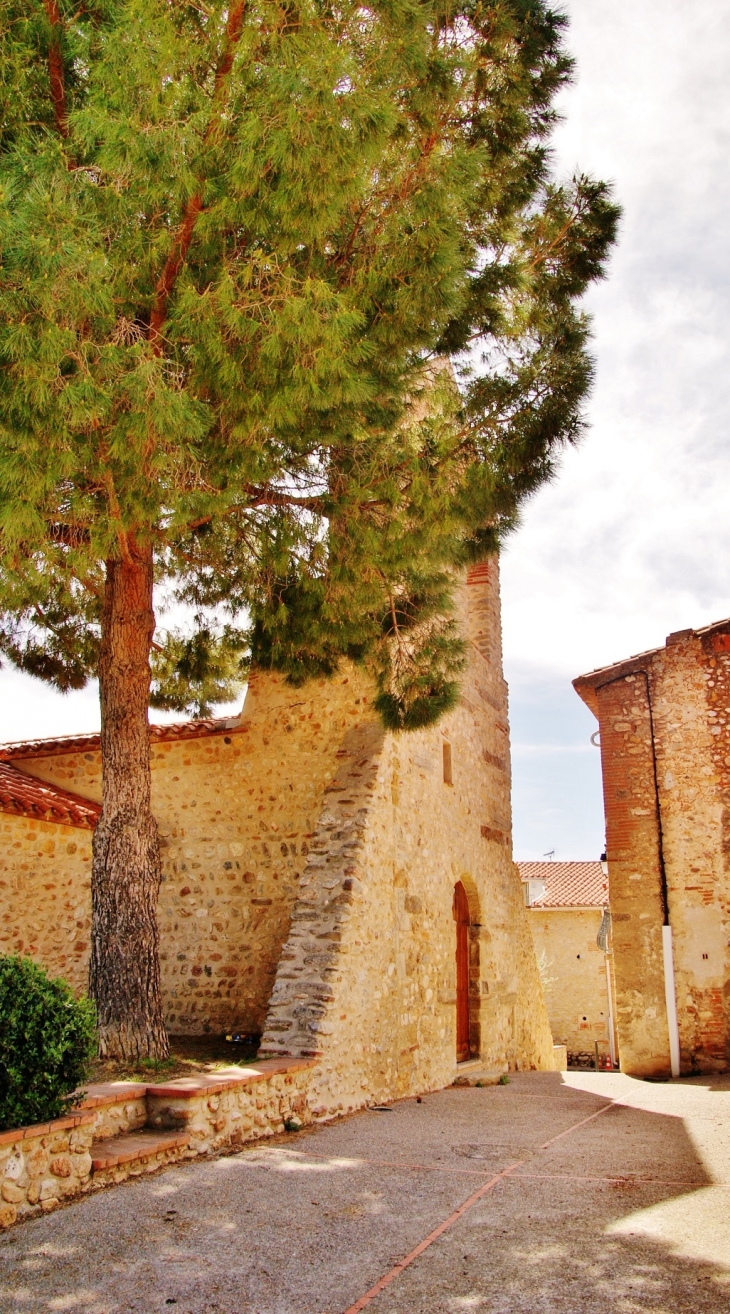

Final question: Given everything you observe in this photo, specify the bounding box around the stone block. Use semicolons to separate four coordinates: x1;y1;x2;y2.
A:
1;1182;25;1204
50;1155;72;1178
70;1152;92;1179
47;1134;70;1154
24;1145;49;1177
3;1153;23;1182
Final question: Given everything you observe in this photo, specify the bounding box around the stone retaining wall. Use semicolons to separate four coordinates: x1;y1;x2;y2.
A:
0;1110;95;1229
80;1082;148;1140
143;1060;314;1158
0;1059;315;1229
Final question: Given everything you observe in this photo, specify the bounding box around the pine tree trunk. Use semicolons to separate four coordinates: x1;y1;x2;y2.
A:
89;540;169;1060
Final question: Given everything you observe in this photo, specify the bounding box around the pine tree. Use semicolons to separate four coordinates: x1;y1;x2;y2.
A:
0;0;618;1057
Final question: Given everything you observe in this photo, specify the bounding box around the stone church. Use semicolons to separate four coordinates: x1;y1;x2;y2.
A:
0;561;556;1113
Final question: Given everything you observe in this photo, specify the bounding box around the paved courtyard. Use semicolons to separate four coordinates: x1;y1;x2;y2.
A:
1;1070;730;1313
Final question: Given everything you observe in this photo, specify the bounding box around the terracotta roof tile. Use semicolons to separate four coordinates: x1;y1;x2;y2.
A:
0;714;242;762
518;860;607;908
0;762;101;829
573;616;730;714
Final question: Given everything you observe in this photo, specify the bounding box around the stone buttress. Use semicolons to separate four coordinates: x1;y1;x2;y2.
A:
259;561;556;1112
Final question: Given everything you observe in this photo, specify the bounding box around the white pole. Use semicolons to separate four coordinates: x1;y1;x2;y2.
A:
604;954;617;1067
662;924;681;1078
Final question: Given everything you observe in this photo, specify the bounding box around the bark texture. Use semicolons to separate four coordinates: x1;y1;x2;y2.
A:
89;541;169;1059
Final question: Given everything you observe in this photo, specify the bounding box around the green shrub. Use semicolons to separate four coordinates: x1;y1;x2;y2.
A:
0;955;97;1132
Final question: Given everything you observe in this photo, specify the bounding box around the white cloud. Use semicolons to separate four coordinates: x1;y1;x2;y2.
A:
503;0;730;680
503;0;730;855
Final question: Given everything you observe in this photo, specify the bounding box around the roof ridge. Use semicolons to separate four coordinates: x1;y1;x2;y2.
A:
574;614;730;688
517;859;608;909
0;713;243;760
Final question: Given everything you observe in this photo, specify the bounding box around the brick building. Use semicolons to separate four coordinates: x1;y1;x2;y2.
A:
0;563;558;1115
574;620;730;1078
520;860;617;1065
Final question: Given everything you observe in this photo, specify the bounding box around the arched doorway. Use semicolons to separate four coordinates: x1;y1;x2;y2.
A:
453;881;471;1063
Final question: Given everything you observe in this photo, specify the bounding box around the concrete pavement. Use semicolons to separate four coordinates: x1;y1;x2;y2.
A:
1;1069;729;1313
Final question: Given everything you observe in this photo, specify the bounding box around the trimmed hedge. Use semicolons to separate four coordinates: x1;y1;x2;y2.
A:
0;955;96;1132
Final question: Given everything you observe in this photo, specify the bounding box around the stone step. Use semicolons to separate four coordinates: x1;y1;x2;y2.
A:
91;1130;190;1173
77;1082;149;1143
452;1068;506;1087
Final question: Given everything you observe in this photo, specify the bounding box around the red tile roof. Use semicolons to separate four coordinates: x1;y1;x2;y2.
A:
573;616;730;715
0;715;242;762
518;861;607;909
0;762;101;829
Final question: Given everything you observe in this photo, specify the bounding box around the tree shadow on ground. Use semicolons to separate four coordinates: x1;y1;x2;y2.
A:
0;1074;728;1313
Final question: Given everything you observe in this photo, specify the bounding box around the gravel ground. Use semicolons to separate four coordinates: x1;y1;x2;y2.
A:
1;1069;729;1314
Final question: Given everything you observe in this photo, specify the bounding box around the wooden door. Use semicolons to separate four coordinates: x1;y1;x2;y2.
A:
454;881;470;1063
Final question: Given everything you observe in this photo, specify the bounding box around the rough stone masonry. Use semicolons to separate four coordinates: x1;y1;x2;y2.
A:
575;620;730;1078
0;561;557;1114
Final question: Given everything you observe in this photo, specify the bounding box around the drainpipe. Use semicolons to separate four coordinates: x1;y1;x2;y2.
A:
596;668;681;1078
604;950;617;1068
597;893;617;1068
661;925;680;1078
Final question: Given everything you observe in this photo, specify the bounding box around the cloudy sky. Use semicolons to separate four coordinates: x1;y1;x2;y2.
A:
504;0;730;859
1;2;728;861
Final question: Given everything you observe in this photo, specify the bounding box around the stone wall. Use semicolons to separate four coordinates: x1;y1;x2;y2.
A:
0;1059;314;1229
0;673;378;1035
0;560;556;1109
596;672;671;1077
0;812;93;993
0;1110;95;1229
527;908;612;1055
575;622;730;1076
260;562;557;1112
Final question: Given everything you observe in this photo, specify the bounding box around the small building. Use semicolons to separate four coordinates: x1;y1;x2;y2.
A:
574;619;730;1078
0;563;558;1114
520;860;617;1066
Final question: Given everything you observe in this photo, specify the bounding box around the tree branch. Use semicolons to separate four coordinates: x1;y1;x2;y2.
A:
182;486;326;532
48;522;91;547
43;0;70;141
527;198;588;274
148;193;203;350
148;0;247;353
333;121;446;283
102;471;132;563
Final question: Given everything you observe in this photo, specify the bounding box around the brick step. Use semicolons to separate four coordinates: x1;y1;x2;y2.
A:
91;1129;190;1172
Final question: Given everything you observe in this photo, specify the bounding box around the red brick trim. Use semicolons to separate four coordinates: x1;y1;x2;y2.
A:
0;1110;95;1146
147;1057;315;1100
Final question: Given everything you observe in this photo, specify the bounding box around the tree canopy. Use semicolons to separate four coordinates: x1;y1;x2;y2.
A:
0;0;618;728
0;0;618;1057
